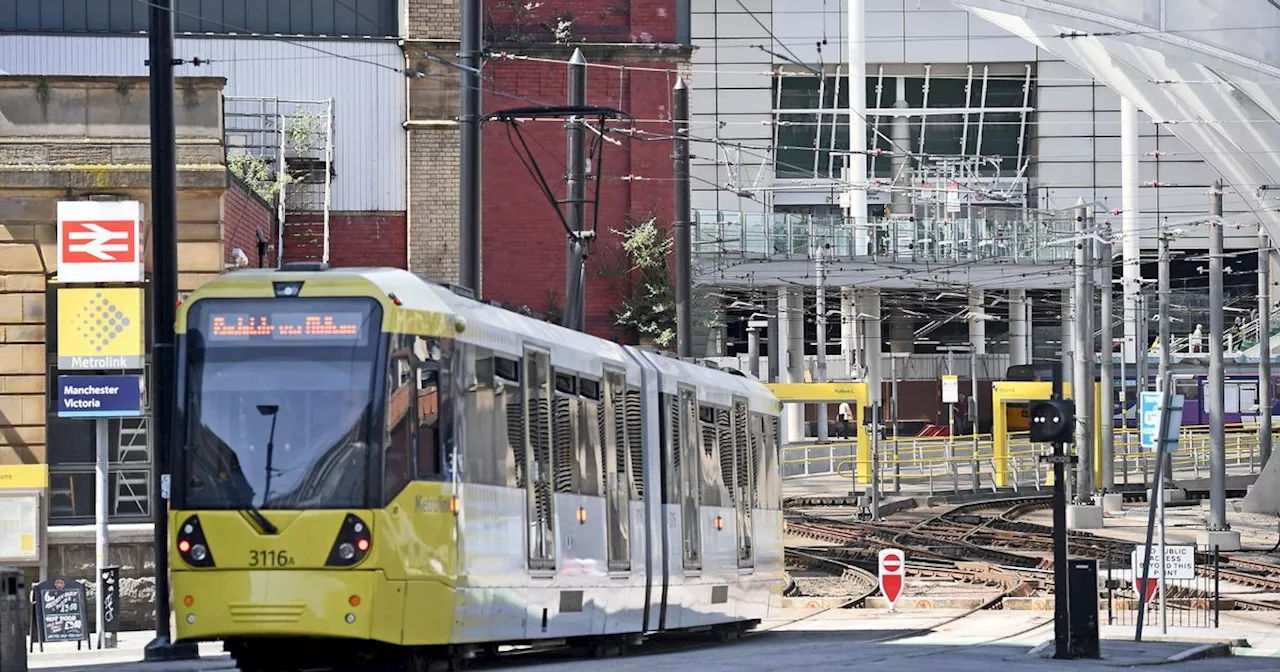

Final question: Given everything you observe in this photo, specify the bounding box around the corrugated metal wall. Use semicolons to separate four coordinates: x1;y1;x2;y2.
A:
0;35;406;213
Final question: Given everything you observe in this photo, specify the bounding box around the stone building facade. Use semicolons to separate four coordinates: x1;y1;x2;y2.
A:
0;74;273;629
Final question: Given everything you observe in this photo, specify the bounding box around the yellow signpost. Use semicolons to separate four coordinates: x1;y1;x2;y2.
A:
766;382;872;483
56;286;146;371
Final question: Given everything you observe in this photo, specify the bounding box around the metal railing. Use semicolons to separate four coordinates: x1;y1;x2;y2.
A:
783;425;1275;496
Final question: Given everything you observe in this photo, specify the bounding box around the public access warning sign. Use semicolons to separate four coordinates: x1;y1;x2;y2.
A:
56;201;144;283
879;548;906;611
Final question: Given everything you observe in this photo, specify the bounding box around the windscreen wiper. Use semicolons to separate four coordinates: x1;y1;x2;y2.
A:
243;506;279;535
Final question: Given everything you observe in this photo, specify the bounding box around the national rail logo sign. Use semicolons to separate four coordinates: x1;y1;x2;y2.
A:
56;201;144;283
56;287;145;371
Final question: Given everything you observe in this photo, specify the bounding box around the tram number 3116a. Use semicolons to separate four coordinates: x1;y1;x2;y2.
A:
249;549;296;567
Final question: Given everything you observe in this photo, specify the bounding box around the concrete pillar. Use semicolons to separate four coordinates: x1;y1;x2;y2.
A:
1121;98;1142;369
969;290;986;354
779;287;805;442
766;294;779;383
864;288;883;405
840;288;857;379
890;76;912;215
889;315;914;354
1009;289;1029;366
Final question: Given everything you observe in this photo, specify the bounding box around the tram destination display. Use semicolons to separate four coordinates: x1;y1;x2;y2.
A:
31;577;91;650
197;297;376;347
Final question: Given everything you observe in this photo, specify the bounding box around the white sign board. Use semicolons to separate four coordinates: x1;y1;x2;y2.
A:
0;493;41;563
56;200;144;283
942;375;959;404
1131;544;1195;581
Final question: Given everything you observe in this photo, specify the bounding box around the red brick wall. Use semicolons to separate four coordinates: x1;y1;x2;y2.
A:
223;176;278;269
283;212;408;268
481;56;680;341
485;0;677;45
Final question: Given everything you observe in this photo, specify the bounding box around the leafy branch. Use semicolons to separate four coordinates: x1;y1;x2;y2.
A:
227;153;296;203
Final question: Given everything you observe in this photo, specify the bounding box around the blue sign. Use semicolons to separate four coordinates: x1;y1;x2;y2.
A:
1140;392;1161;450
56;375;143;418
1140;390;1185;453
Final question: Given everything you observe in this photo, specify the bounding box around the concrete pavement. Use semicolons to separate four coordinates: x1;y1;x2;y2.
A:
19;610;1280;672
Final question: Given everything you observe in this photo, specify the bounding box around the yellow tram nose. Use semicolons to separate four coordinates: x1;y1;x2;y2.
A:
174;570;385;639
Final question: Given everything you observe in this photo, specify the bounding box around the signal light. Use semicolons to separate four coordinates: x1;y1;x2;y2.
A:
349;595;361;607
576;506;587;524
326;514;373;567
1029;399;1075;444
183;595;194;607
176;515;216;568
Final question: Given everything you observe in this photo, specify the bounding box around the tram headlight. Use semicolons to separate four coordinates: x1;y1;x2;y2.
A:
191;544;209;562
338;543;356;561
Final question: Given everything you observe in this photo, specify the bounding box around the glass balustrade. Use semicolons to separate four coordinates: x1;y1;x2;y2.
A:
693;209;1076;264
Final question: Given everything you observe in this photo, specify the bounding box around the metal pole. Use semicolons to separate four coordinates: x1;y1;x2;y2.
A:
562;49;588;332
891;355;901;493
1260;230;1273;466
458;0;483;294
1158;221;1172;490
1101;232;1115;491
1159;445;1167;635
1073;202;1094;501
1135;372;1174;643
1158;222;1171;390
145;0;196;660
1209;179;1228;530
673;77;693;357
747;325;760;378
95;418;109;649
816;246;829;442
971;345;980;493
1050;363;1070;659
870;402;881;519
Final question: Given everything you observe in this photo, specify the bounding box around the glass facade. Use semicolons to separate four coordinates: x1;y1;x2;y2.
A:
0;0;399;37
772;67;1034;180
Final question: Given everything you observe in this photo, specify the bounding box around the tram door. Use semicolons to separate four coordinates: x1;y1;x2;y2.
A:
523;349;556;569
678;386;702;570
603;370;631;571
733;399;754;568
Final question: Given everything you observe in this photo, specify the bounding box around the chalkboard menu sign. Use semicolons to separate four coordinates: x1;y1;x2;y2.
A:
30;577;90;651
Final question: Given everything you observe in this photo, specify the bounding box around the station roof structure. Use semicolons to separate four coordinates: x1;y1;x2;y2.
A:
952;0;1280;242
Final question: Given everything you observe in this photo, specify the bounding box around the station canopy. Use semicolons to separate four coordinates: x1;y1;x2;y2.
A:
953;0;1280;241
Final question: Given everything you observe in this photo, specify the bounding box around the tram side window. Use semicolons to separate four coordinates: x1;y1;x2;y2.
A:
385;335;416;500
698;405;726;507
464;347;516;487
552;372;579;493
497;357;526;488
660;393;678;504
750;413;767;509
415;337;454;479
577;378;603;496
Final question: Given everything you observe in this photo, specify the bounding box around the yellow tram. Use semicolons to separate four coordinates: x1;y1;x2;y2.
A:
168;265;785;671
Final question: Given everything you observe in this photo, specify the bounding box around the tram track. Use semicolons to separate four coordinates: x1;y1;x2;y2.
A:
787;494;1280;611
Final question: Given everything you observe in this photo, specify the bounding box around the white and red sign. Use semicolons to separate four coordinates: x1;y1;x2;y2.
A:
879;548;906;611
56;201;144;283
